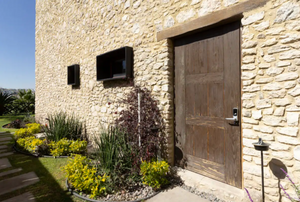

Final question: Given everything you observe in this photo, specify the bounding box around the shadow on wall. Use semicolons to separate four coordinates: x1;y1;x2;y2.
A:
269;158;288;202
103;79;134;89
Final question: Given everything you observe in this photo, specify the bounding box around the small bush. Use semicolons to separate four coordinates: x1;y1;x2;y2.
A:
49;138;87;157
23;115;35;123
26;123;41;134
44;112;84;141
140;160;169;189
69;139;88;153
115;87;166;170
63;155;109;199
93;127;139;188
14;123;41;139
17;136;45;153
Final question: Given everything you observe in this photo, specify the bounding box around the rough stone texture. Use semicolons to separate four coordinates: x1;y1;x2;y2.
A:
240;1;300;199
35;0;300;200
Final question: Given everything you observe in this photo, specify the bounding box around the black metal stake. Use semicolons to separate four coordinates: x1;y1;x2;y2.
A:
261;150;265;202
253;138;270;202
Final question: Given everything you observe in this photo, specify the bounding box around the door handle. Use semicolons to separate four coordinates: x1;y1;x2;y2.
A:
226;107;239;122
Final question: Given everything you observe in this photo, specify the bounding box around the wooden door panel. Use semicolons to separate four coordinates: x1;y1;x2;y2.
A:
186;154;225;182
195;84;208;116
175;45;186;150
186;83;195;117
208;127;225;164
207;35;224;73
208;83;224;117
223;22;242;188
185;125;194;156
175;21;241;188
193;125;208;160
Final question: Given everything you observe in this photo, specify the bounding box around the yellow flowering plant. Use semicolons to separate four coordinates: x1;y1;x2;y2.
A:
140;160;169;189
49;138;87;157
63;155;109;198
17;136;45;153
14;123;41;139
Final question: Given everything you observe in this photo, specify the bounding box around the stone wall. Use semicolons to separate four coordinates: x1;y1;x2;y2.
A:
241;1;300;201
35;0;300;201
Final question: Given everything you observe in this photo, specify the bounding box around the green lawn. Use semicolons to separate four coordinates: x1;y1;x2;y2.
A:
0;115;26;132
0;138;84;202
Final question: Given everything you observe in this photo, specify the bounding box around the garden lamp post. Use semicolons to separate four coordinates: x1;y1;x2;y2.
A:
253;138;270;202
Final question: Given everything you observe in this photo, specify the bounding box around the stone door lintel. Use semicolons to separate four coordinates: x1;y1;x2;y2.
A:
156;0;269;41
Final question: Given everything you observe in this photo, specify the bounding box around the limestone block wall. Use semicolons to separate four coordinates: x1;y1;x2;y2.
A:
35;0;245;167
36;0;300;201
241;1;300;201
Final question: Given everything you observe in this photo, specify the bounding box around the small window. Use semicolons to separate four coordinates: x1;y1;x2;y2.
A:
67;64;80;86
96;47;133;81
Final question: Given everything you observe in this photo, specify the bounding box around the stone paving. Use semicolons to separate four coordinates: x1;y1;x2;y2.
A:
2;192;35;202
0;132;38;202
0;158;11;170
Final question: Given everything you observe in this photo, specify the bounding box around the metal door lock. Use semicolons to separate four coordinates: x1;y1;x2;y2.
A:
226;107;239;122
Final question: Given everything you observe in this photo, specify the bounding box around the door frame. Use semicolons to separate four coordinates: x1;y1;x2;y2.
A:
172;20;243;188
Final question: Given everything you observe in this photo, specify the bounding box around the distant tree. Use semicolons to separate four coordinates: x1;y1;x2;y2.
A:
0;91;15;115
12;89;35;114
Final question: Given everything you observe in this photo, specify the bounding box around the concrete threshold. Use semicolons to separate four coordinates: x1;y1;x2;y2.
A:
147;186;209;202
175;167;247;202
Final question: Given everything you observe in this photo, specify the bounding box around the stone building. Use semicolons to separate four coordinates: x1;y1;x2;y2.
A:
35;0;300;201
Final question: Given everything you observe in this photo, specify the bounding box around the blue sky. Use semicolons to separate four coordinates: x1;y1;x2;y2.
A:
0;0;35;89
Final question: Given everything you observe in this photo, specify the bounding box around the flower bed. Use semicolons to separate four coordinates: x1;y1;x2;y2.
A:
15;137;87;157
13;122;87;157
63;155;166;202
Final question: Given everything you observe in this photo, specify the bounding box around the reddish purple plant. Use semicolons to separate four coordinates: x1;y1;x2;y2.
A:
115;86;166;171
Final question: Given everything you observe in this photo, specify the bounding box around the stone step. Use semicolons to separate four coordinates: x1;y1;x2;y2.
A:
0;152;14;158
0;132;10;135
0;158;11;170
0;141;11;145
0;145;8;149
2;192;35;202
0;137;12;142
0;168;22;177
0;172;39;195
0;149;8;153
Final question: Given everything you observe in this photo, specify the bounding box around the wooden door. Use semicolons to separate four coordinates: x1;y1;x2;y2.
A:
174;21;241;188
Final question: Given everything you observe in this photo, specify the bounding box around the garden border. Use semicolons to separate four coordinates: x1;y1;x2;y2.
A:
65;179;160;202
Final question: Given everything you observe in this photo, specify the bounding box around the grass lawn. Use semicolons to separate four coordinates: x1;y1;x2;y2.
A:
0;115;26;132
0;142;85;202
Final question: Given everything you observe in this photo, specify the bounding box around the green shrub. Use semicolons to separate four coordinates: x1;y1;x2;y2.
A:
49;138;87;157
140;160;169;189
44;112;84;141
14;123;41;139
69;139;88;153
93;127;139;188
63;155;109;199
17;136;45;153
23;115;35;123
